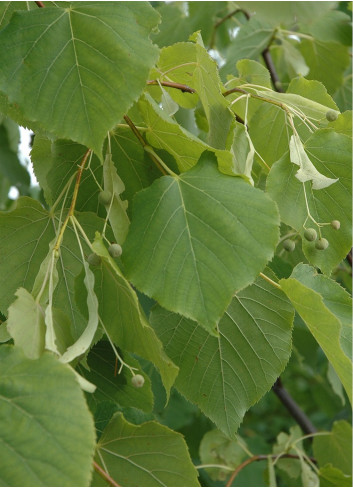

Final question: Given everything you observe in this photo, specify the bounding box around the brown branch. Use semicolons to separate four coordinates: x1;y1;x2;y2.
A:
272;378;317;435
93;461;120;487
262;47;284;92
209;8;250;48
147;79;195;94
35;1;45;7
123;115;167;175
226;453;317;487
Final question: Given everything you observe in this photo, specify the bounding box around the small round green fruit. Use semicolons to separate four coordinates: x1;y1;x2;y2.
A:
108;243;122;258
87;253;101;266
325;110;338;122
283;239;295;252
315;238;329;250
331;220;341;230
303;228;317;242
131;374;145;388
98;190;112;205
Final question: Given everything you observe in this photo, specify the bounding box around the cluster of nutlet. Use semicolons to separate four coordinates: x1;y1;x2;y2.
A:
283;220;340;253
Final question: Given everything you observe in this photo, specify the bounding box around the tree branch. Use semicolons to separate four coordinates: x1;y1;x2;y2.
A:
93;461;120;487
226;453;316;487
272;378;317;434
147;79;195;94
262;47;284;92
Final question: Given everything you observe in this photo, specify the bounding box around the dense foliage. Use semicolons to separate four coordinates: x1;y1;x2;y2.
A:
0;1;351;486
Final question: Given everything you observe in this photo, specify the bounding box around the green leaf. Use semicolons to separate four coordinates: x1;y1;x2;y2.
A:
110;125;161;206
328;111;352;137
300;459;319;487
123;151;280;332
318;464;352;487
298;39;350;94
279;264;352;402
221;18;274;78
302;10;352;46
91;233;178;399
236;59;272;89
0;345;96;486
95;412;200;486
7;287;45;359
150;271;293;437
138;93;234;175
79;341;153;413
267;129;352;274
0;3;160;156
101;152;130;244
199;429;248;481
313;420;352;475
334;74;353;112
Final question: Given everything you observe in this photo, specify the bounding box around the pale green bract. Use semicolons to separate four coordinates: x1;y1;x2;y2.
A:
289;134;338;189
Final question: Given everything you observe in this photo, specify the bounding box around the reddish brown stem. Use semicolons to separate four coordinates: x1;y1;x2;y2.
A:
226;453;316;487
147;79;195;94
35;1;45;7
93;461;120;487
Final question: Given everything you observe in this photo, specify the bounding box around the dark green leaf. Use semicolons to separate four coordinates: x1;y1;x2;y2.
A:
123;151;280;332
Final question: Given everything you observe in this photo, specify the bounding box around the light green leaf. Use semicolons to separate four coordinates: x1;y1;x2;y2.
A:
102;152;130;244
221;18;274;78
272;38;309;78
79;341;153;413
124;152;280;332
273;426;303;479
7;288;45;359
0;345;96;486
95;412;200;487
0;321;10;343
139;93;234;174
328;111;352;137
279;264;352;402
236;59;272;89
199;429;248;481
298;39;350;94
267;129;352;274
150;271;293;437
289;134;338;189
313;420;352;475
0;3;160;156
192;33;233;149
318;464;352;487
91;233;178;399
